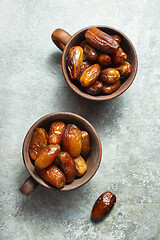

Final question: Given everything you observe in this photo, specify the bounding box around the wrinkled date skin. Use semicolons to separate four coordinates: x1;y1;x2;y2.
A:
67;46;83;79
80;40;98;61
81;131;91;157
62;124;82;158
58;152;76;183
98;54;111;67
103;80;121;95
112;47;127;65
85;27;119;53
36;164;66;188
35;144;60;169
80;64;101;87
91;191;116;221
86;81;103;95
48;121;65;145
101;68;120;84
115;61;132;77
111;35;121;43
74;155;87;177
80;59;93;76
29;128;48;160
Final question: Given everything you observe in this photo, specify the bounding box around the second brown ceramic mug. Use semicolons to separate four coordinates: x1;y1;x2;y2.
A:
51;26;138;101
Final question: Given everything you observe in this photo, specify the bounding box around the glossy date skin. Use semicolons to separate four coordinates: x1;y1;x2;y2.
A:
58;152;76;183
82;59;92;72
29;128;48;160
81;131;91;158
62;124;82;158
74;155;87;177
80;64;101;87
112;47;127;65
115;61;132;77
111;35;121;43
98;53;111;67
48;121;65;145
67;46;83;79
101;68;120;84
36;164;66;188
80;40;98;61
85;27;119;53
86;81;103;95
102;80;121;95
91;191;116;221
35;144;60;169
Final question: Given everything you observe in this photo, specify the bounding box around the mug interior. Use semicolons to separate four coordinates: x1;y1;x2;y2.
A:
23;112;102;191
62;25;138;100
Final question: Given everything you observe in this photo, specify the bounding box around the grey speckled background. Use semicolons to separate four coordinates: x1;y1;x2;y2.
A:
0;0;160;239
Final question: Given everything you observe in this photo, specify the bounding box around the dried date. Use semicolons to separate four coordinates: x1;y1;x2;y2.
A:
86;81;103;95
80;40;98;61
91;191;116;221
67;46;83;79
115;61;132;77
35;144;60;169
112;47;127;65
29;128;48;160
85;27;119;53
102;80;121;94
74;155;87;177
48;121;65;145
58;152;76;183
80;64;101;87
101;68;120;84
62;124;82;158
36;164;66;188
98;54;111;67
111;35;121;43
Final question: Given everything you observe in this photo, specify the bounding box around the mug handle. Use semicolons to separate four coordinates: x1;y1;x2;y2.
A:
51;28;72;51
19;176;39;196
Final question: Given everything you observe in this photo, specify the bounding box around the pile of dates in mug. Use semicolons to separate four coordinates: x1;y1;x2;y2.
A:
29;121;90;189
67;27;132;95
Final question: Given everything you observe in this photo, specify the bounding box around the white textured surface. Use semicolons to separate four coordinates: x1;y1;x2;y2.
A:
0;0;160;239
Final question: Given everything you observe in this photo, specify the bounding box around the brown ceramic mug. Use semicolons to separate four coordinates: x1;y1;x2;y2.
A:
51;25;138;101
19;112;102;196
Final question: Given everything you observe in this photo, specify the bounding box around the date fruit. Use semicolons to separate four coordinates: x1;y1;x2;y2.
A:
29;128;48;160
85;27;119;53
98;54;111;67
80;64;101;87
48;121;65;145
82;59;92;72
111;35;121;43
36;164;66;188
112;47;127;65
101;68;120;84
91;191;116;221
67;46;83;79
35;144;60;169
74;155;87;177
102;79;121;95
58;152;76;183
62;124;82;158
81;131;91;157
86;81;103;95
115;61;132;77
80;40;98;61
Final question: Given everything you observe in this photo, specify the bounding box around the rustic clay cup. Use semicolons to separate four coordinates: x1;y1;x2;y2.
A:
51;25;138;101
19;112;102;196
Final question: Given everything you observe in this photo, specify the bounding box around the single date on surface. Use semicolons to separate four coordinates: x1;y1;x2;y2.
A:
91;191;116;221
